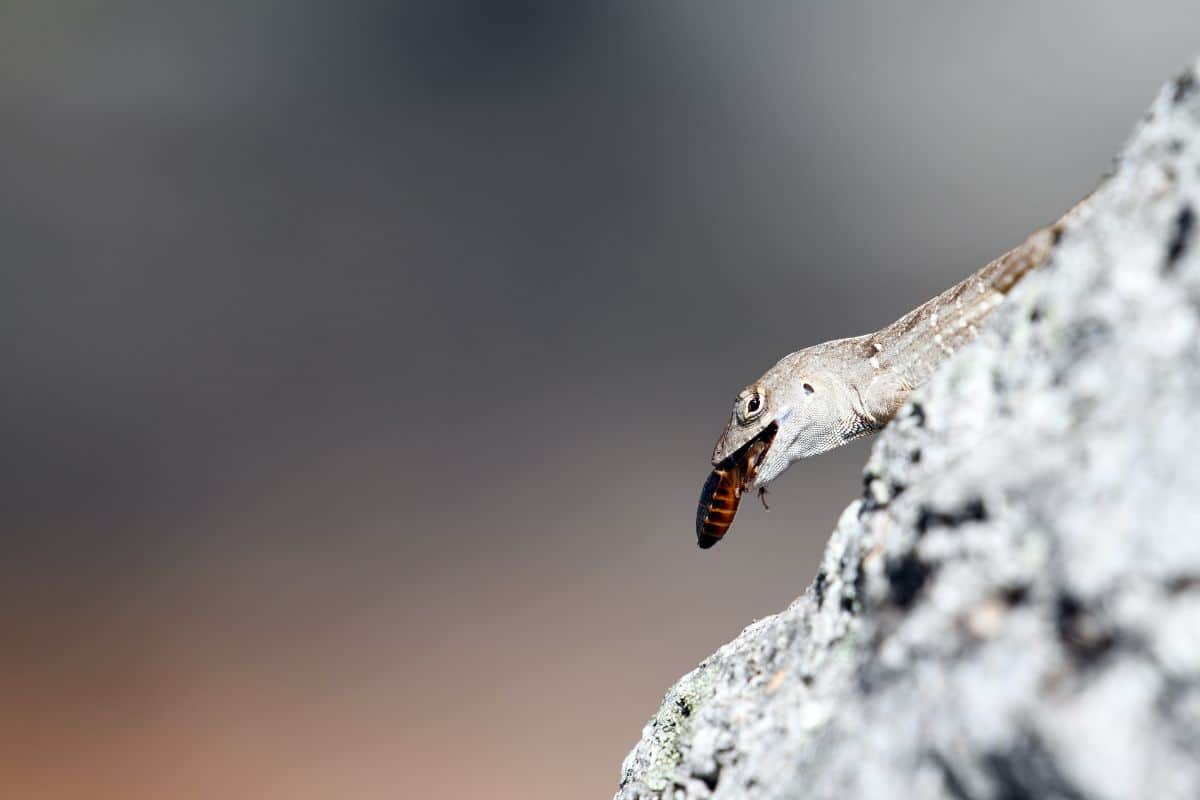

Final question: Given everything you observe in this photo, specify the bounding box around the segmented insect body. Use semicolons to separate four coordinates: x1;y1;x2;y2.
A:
695;464;743;548
695;437;768;548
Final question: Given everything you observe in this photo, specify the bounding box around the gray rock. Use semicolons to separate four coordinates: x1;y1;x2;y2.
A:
616;59;1200;800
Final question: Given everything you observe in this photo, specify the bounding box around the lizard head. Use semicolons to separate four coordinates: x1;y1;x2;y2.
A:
710;350;852;486
697;350;858;547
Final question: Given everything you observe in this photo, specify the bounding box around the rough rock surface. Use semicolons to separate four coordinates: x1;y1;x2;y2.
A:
617;61;1200;800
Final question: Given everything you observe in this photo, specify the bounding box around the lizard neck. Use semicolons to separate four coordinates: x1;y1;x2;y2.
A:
783;337;899;457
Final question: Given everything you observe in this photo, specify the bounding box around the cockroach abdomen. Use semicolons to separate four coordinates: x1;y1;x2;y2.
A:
696;470;722;539
696;466;742;548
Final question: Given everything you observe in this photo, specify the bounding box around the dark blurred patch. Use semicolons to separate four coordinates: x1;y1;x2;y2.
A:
309;0;609;97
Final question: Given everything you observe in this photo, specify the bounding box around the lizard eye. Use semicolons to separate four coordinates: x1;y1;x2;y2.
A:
737;391;764;423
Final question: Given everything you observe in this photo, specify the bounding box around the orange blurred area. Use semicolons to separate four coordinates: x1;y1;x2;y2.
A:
0;443;838;799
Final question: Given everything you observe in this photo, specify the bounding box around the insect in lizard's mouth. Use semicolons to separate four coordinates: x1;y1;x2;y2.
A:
695;423;778;549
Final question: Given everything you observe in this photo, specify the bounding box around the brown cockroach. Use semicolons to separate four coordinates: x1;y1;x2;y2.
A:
695;425;776;549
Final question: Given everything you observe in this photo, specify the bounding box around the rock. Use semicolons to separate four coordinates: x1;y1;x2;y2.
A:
616;59;1200;800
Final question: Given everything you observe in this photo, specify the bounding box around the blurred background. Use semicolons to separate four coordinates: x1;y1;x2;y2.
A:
2;2;1197;797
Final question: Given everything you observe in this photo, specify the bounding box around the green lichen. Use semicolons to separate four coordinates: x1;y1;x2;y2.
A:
641;661;720;792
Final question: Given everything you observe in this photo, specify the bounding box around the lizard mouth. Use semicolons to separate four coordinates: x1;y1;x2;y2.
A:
695;423;778;549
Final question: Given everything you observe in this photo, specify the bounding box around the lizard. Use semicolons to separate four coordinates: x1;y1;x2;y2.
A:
695;187;1100;549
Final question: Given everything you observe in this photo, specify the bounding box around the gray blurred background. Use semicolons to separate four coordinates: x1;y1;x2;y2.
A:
2;2;1197;797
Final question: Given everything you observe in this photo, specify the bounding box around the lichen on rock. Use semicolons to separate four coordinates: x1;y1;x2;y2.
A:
616;59;1200;800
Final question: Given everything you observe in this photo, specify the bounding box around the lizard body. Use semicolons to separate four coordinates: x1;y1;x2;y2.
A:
696;189;1098;548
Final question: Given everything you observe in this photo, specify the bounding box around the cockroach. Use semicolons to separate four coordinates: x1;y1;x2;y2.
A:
695;426;775;548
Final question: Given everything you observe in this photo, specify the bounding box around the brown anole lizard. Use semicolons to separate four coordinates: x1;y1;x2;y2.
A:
696;188;1099;548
